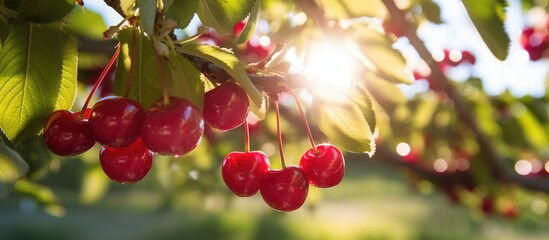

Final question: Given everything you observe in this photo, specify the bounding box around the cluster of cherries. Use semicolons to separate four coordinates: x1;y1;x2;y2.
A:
220;90;345;212
43;49;345;212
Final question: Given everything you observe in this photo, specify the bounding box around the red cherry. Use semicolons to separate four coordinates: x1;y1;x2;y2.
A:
203;82;249;131
222;151;270;197
503;204;519;219
460;50;476;65
89;96;146;147
100;137;153;184
233;21;246;36
44;110;95;156
520;27;549;61
481;196;494;215
299;144;345;188
260;166;309;212
141;97;204;156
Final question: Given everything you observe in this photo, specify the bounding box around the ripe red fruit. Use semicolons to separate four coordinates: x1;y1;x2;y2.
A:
89;97;146;147
520;27;549;61
299;144;345;188
233;21;246;36
141;97;204;156
99;137;153;184
203;82;249;131
44;110;95;156
222;151;270;197
260;166;309;212
481;196;494;215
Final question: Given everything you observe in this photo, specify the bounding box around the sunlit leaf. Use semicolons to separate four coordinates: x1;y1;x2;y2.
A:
0;141;28;199
512;103;549;150
236;0;261;44
119;0;137;16
197;0;253;35
411;99;438;130
177;44;265;118
0;23;78;144
363;73;407;104
321;0;386;19
163;0;198;29
16;0;75;23
350;25;413;84
462;0;509;60
137;0;156;35
349;84;376;133
312;90;375;156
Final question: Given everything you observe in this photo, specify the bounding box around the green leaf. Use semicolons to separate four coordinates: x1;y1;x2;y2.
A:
236;0;261;44
66;7;108;39
177;44;265;118
0;141;28;199
411;99;438;130
0;23;78;145
0;15;8;47
350;25;413;84
163;0;198;29
312;90;375;156
167;53;205;109
349;84;376;133
363;73;407;104
115;29;205;108
462;0;509;60
115;28;160;107
137;0;156;35
422;0;442;24
512;103;549;150
17;0;75;23
321;0;386;19
119;0;137;16
197;0;253;35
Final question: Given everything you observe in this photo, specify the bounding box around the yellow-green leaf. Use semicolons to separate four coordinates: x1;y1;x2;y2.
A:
462;0;509;60
0;23;78;145
197;0;253;35
312;90;375;156
0;141;28;199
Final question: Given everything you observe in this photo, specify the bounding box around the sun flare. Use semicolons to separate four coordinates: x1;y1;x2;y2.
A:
303;43;357;92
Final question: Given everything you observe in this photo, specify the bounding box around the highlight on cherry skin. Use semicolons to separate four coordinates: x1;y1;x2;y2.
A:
89;96;146;147
141;96;204;156
260;166;309;212
222;151;270;197
203;82;250;131
299;143;345;188
44;110;96;156
99;137;154;184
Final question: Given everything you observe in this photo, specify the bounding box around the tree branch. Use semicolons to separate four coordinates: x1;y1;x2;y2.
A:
379;0;549;193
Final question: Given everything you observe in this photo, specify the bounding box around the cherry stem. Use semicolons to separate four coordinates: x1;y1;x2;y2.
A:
274;99;286;169
244;117;250;153
150;38;170;105
124;28;137;98
79;44;121;119
289;89;318;153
